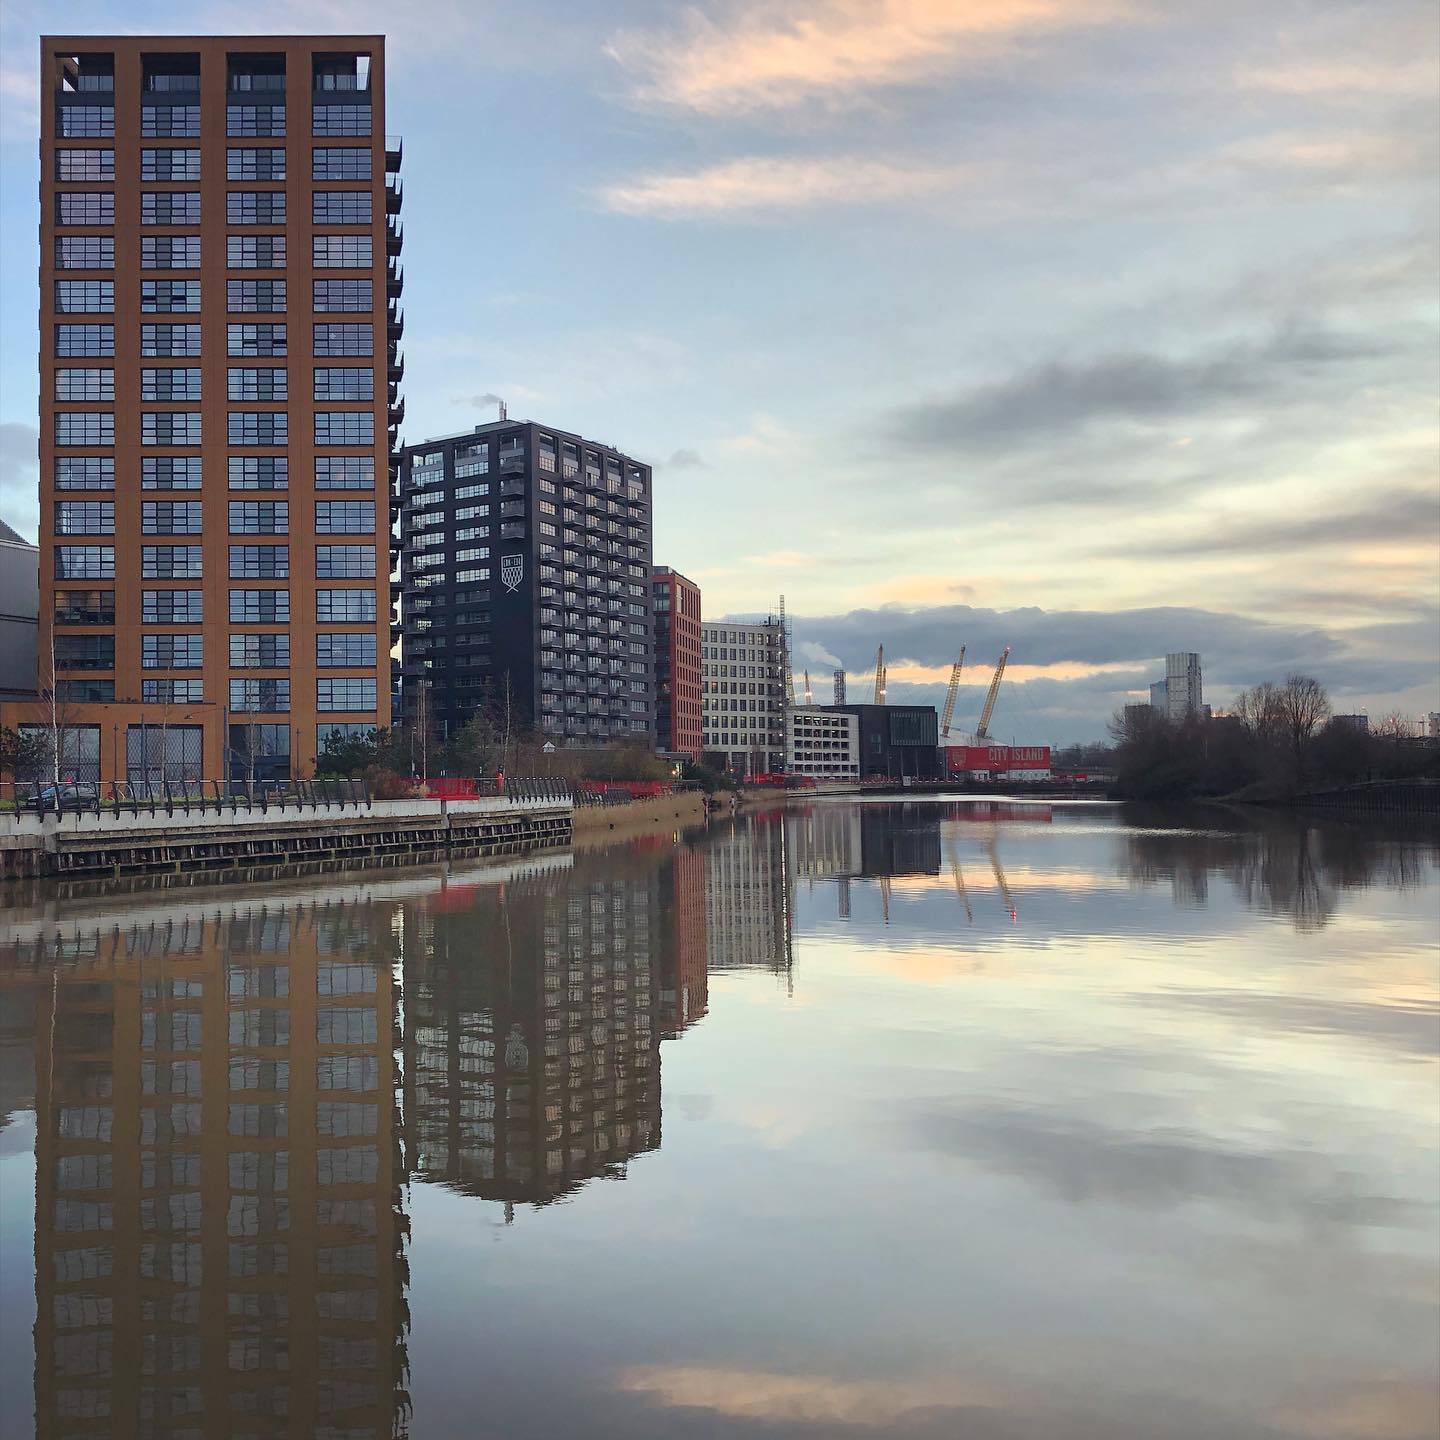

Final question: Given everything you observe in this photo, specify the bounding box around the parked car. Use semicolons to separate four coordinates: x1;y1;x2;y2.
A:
25;781;100;810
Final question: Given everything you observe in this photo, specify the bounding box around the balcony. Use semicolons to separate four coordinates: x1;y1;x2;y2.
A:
385;133;403;170
388;347;404;384
388;305;404;342
386;218;403;257
389;394;405;427
387;262;403;299
385;175;403;214
500;523;526;540
499;478;526;498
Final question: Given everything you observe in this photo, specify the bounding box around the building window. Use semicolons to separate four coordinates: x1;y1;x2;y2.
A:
228;322;286;356
141;323;201;356
314;501;374;535
226;235;287;269
230;589;290;623
227;367;288;401
54;589;116;625
56;324;114;357
55;546;115;580
313;368;373;401
140;148;200;181
141;546;202;579
141;368;201;400
57;191;114;224
227;279;286;313
315;457;374;489
142;679;203;703
55;280;114;314
55;369;114;402
316;589;375;622
228;412;288;445
317;678;376;712
230;679;290;713
55;412;113;445
142;590;203;623
315;545;375;579
226;147;285;180
59;105;114;137
142;635;203;669
56;235;114;270
313;323;373;357
141;411;201;444
312;104;371;136
311;191;371;224
140;190;201;225
142;457;203;490
140;235;200;269
57;149;115;181
316;634;376;667
141;501;202;534
55;457;115;490
229;546;288;579
229;501;288;534
141;105;199;137
312;147;371;180
312;279;373;313
227;104;285;136
314;412;373;445
312;234;372;268
227;191;286;224
53;634;115;670
54;501;114;535
228;457;289;490
229;634;290;667
141;279;200;313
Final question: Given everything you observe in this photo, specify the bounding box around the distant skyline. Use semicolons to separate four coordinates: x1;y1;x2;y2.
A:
1;0;1436;742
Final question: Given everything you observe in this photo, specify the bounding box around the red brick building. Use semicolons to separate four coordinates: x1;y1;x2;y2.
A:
652;565;701;760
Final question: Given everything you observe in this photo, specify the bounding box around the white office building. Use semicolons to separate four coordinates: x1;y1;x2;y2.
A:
1165;652;1204;720
701;618;787;774
786;707;859;781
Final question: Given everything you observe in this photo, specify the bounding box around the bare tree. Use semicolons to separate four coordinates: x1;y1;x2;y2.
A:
1277;673;1331;781
1231;681;1286;749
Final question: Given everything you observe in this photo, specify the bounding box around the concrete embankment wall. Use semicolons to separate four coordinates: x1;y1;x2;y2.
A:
571;790;707;841
0;796;570;880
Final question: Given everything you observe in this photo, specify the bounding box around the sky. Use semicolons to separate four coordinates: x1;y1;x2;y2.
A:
0;0;1436;744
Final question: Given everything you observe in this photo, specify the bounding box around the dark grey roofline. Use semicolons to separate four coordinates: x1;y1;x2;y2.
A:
405;418;645;464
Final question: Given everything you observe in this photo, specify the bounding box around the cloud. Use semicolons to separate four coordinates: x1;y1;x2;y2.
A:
598;155;957;219
1105;487;1440;560
0;423;39;543
605;0;1119;115
889;324;1391;448
663;448;707;470
452;392;508;412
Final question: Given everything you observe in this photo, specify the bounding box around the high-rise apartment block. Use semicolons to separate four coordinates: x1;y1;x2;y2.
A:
652;565;702;759
1164;652;1203;720
29;35;401;783
700;617;787;774
397;421;654;746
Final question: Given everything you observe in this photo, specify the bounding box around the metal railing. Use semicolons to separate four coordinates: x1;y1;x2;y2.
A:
2;778;370;819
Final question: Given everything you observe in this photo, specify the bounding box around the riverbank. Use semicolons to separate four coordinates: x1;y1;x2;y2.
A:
572;789;707;841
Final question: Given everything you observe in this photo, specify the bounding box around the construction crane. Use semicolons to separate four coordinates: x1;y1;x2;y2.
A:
986;836;1017;924
939;645;967;740
873;645;887;705
946;840;973;924
803;670;813;704
975;646;1010;741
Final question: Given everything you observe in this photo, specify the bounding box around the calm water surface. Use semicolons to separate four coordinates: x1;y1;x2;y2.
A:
0;800;1437;1440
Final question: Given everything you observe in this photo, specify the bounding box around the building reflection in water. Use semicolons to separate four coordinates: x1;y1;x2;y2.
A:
3;893;409;1439
703;812;794;978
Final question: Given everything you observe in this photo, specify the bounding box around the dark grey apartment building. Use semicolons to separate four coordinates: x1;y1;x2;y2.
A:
397;420;654;745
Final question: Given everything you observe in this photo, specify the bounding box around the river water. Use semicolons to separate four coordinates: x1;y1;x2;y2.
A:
0;799;1436;1440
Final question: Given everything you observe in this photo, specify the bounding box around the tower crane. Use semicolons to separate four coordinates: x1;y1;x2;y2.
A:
779;594;795;704
939;645;967;741
873;645;887;705
975;647;1010;741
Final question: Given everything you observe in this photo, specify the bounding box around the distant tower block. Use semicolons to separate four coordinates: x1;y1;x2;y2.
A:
833;669;846;705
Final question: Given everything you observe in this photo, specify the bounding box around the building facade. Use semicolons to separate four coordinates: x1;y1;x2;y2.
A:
1164;652;1203;721
29;35;401;784
398;421;654;748
652;566;702;760
786;705;859;780
829;703;941;780
0;519;39;699
701;617;787;775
